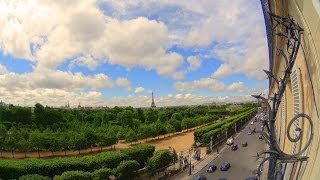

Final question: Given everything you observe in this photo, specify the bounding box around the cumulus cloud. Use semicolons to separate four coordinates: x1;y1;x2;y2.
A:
174;78;225;92
134;87;145;93
0;0;268;107
179;0;268;79
0;64;8;75
0;70;113;92
115;77;131;90
211;63;233;78
226;82;245;92
0;87;105;107
211;40;268;80
187;56;201;71
0;0;184;78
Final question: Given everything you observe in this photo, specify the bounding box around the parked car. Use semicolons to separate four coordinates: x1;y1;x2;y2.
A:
207;164;217;173
231;144;238;151
248;131;252;135
218;177;227;180
242;142;248;147
195;175;207;180
259;134;264;140
250;121;254;125
226;137;234;145
220;162;231;171
246;176;258;180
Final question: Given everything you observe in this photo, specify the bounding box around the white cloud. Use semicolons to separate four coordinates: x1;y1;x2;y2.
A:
0;70;113;92
69;54;99;70
134;87;145;93
172;71;186;80
226;82;245;92
187;56;201;71
0;0;269;107
174;78;225;92
0;1;184;78
115;77;131;90
211;63;233;78
0;87;105;107
0;64;8;75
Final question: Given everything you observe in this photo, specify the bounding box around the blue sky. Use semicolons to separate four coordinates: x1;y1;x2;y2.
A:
0;0;269;107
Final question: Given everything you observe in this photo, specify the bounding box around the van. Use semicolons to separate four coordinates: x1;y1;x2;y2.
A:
226;137;234;145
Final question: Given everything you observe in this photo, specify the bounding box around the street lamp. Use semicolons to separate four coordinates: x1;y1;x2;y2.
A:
188;147;193;175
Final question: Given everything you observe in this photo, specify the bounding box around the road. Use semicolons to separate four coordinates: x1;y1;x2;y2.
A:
193;120;265;180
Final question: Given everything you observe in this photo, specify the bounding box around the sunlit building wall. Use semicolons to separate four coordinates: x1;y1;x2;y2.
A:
268;0;320;179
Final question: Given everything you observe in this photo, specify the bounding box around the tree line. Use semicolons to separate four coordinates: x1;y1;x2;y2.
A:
0;103;257;155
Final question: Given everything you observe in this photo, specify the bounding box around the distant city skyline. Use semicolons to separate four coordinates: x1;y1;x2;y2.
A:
0;0;268;107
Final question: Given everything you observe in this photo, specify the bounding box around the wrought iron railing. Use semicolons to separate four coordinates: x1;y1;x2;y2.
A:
252;6;314;180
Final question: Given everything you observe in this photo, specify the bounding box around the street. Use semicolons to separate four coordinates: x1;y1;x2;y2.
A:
193;120;265;180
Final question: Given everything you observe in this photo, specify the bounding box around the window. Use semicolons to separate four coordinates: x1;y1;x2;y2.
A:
290;67;302;153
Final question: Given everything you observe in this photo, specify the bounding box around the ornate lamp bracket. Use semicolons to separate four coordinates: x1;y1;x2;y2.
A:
251;12;313;180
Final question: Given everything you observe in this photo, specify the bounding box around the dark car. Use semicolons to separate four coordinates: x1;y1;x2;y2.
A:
220;162;231;171
218;177;227;180
206;164;217;173
231;144;238;151
246;176;258;180
195;175;207;180
259;134;264;140
242;142;248;147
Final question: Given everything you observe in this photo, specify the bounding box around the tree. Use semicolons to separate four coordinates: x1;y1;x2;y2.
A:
165;124;175;135
144;109;158;124
117;127;127;140
170;112;183;121
28;130;45;157
125;129;138;143
117;110;134;128
0;124;6;157
34;103;45;127
168;119;181;132
158;111;168;123
134;108;145;123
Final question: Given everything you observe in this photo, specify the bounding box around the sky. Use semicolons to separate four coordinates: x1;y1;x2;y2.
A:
0;0;269;107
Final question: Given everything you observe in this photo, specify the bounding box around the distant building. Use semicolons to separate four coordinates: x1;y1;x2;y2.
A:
0;100;8;107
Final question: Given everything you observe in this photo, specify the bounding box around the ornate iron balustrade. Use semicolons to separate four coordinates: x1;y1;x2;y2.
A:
252;11;314;180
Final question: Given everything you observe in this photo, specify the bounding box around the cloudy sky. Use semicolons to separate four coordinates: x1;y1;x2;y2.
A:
0;0;269;107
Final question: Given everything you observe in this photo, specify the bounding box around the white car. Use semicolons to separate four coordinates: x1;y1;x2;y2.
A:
250;121;254;125
226;137;234;145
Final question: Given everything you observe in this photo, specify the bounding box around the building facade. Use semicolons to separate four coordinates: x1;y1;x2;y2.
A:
265;0;320;179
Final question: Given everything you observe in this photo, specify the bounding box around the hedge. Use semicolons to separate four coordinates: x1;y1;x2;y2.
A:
120;144;155;167
146;149;174;172
92;168;115;180
195;108;256;144
53;160;139;180
201;128;221;144
19;174;51;180
116;160;140;180
54;171;92;180
0;144;155;179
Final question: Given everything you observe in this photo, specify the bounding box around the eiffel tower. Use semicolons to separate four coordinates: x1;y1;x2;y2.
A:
151;92;156;108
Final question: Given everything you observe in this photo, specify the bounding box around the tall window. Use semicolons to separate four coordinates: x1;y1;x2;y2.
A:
290;67;302;153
